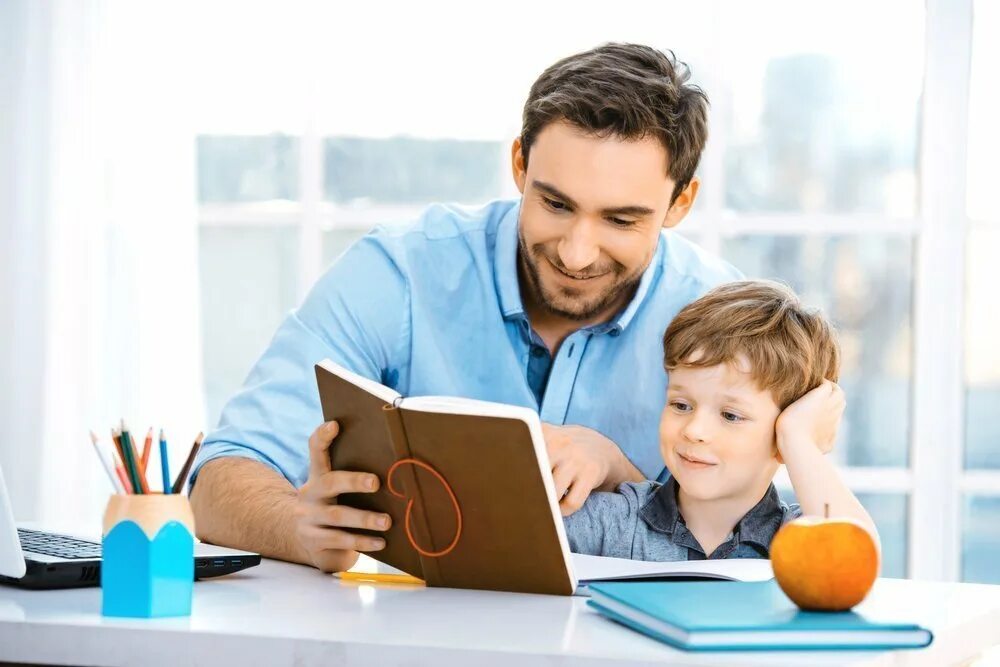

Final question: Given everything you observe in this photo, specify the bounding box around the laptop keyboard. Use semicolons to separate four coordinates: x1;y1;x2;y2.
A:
17;528;102;559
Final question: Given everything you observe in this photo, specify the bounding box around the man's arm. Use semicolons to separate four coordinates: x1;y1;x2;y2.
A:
190;421;392;573
190;457;309;564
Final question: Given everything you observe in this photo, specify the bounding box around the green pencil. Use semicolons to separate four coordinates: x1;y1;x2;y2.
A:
119;421;143;494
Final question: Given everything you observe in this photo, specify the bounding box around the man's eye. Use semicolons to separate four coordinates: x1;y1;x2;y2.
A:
543;197;568;212
722;411;745;423
608;217;633;227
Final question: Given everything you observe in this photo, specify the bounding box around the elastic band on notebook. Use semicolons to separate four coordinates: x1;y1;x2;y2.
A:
386;458;462;558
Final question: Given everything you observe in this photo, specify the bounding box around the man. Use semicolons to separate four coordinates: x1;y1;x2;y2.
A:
190;43;745;573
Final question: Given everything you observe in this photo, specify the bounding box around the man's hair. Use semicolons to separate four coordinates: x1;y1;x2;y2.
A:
662;280;841;409
520;43;709;204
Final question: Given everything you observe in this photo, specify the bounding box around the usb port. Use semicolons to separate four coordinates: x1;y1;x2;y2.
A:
213;559;226;567
196;561;208;569
231;559;243;566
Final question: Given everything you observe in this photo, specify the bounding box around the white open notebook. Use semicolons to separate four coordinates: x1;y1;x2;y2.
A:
348;553;773;595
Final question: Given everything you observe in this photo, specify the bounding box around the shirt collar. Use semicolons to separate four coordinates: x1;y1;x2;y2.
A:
493;206;665;333
494;202;525;320
638;476;786;552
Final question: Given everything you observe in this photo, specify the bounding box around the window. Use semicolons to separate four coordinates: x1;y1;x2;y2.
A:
961;0;1000;584
194;0;991;582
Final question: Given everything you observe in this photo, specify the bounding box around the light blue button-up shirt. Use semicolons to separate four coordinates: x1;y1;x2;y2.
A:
190;199;741;489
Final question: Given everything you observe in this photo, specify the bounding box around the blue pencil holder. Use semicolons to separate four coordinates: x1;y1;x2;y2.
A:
101;493;195;618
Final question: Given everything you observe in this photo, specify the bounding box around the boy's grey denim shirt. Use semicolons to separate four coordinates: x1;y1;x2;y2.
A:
564;477;802;561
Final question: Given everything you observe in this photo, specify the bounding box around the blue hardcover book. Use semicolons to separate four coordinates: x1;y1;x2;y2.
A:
587;580;933;652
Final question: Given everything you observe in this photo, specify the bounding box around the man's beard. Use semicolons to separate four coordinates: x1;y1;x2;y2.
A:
517;233;644;322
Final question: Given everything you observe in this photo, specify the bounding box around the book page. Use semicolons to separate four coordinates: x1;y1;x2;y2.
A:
573;553;774;585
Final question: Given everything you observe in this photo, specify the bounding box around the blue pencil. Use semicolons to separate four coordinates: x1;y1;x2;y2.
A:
159;429;171;493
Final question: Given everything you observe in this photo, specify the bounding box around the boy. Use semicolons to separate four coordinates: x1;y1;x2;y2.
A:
564;280;880;560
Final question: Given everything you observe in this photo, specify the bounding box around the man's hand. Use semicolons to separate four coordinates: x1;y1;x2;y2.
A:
542;423;643;517
775;380;846;460
294;421;392;573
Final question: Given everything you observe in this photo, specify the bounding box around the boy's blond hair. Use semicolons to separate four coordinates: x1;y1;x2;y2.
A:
662;280;841;409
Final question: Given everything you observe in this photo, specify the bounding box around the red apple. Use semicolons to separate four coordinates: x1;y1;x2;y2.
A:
770;513;880;612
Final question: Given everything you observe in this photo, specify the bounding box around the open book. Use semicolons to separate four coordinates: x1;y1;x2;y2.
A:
317;360;776;596
315;359;576;595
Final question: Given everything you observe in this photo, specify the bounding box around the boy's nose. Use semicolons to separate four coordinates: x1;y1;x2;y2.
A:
681;414;711;444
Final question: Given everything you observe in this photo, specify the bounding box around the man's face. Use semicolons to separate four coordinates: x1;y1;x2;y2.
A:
512;121;697;322
659;358;782;504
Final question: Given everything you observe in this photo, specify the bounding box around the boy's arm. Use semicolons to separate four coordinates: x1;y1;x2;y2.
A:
776;381;881;544
562;485;641;559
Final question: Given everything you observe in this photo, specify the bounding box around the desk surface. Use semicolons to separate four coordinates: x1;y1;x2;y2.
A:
1;557;999;667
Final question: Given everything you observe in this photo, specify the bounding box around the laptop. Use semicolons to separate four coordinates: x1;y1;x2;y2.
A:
0;462;261;589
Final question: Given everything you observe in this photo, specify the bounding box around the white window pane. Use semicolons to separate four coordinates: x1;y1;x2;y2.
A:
198;135;299;203
965;227;1000;470
855;493;908;579
779;489;907;578
967;0;1000;221
723;235;914;467
324;138;505;205
199;226;299;424
322;228;370;269
721;2;923;215
962;495;1000;584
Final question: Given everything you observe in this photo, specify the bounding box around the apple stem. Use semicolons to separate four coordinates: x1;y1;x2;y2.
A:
824;503;829;519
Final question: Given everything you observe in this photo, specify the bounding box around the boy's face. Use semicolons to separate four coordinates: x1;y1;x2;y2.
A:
659;358;782;502
511;121;698;322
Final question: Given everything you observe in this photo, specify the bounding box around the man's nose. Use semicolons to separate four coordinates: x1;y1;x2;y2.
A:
556;219;601;272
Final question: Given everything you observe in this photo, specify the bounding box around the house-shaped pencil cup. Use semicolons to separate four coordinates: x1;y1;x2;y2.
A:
101;494;195;618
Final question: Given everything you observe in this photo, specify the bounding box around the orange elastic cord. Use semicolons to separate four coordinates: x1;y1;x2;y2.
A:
386;458;462;558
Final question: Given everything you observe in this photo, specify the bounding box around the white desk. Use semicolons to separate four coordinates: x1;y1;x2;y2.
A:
1;558;999;667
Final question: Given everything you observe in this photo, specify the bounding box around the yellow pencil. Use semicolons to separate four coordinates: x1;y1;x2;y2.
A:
335;571;424;586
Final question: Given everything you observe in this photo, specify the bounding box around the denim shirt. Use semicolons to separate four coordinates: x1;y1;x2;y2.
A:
191;200;741;490
564;477;801;561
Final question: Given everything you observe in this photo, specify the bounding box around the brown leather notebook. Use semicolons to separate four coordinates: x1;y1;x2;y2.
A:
315;359;576;595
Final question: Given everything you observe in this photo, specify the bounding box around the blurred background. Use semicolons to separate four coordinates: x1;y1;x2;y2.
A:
1;0;996;584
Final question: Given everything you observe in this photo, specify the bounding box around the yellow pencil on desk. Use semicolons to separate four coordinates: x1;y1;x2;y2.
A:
335;571;424;586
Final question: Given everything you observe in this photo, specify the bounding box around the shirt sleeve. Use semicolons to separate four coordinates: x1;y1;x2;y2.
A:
562;483;643;559
189;233;411;491
782;503;803;523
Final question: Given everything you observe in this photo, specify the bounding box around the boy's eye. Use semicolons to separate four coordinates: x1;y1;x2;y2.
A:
669;400;691;412
722;411;745;424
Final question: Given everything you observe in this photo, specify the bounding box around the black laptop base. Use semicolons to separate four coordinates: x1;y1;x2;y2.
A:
0;553;262;590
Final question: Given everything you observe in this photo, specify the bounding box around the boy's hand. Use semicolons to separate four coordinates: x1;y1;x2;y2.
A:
542;423;643;516
775;380;846;459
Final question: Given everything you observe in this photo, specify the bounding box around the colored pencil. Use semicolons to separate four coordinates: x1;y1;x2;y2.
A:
158;429;171;493
171;432;203;494
120;421;148;494
110;428;133;493
140;427;153;476
88;430;125;494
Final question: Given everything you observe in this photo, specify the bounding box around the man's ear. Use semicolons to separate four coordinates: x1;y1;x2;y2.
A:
662;177;700;229
511;137;527;194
